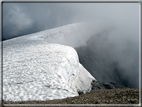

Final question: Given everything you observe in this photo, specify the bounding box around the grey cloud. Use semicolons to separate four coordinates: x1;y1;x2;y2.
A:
75;26;139;88
2;3;140;88
3;3;78;40
3;3;34;40
3;3;139;40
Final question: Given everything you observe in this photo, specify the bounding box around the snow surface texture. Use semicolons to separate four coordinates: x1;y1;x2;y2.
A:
3;42;95;101
3;22;96;48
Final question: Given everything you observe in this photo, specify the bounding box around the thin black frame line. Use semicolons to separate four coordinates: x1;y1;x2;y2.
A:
1;1;141;107
1;2;3;107
139;1;142;106
3;103;141;106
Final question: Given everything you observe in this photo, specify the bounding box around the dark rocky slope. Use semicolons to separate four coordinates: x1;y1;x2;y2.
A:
91;80;130;90
3;88;139;105
78;80;130;95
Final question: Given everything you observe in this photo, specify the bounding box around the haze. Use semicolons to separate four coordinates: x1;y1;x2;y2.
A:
3;3;140;88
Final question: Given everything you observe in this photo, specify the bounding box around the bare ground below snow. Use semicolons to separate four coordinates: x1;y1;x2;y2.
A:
3;88;140;105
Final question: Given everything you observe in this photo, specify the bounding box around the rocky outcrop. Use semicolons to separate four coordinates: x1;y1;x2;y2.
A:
91;80;130;91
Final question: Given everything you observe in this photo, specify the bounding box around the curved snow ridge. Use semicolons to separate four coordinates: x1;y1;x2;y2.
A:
27;22;93;47
3;43;95;101
4;22;94;48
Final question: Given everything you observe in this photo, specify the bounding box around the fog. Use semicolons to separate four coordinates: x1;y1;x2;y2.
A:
3;3;140;88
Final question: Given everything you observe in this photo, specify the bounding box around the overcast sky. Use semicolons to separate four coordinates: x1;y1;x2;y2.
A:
3;3;139;40
2;3;140;88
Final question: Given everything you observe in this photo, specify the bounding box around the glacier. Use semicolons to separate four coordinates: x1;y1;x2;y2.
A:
3;23;96;101
3;22;96;48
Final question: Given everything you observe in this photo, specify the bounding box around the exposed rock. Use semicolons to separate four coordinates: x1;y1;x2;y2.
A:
91;80;129;90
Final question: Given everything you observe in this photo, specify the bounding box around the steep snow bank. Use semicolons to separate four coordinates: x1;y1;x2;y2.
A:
3;42;95;101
